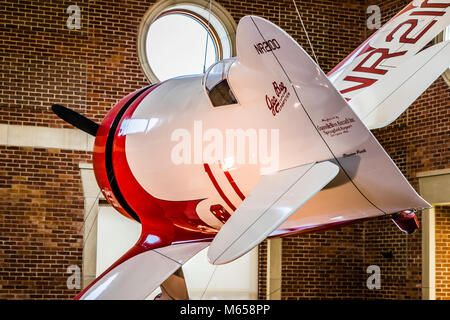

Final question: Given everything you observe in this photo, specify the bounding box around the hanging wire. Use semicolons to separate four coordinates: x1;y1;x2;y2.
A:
202;0;213;73
266;287;281;299
80;167;116;249
200;264;218;300
82;206;99;249
78;187;102;233
292;0;320;67
199;7;219;298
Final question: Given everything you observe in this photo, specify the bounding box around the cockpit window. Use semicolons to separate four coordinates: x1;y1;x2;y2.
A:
204;58;238;107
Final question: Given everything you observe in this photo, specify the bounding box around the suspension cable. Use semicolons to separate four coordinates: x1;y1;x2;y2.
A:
200;264;218;300
202;0;213;73
292;0;320;66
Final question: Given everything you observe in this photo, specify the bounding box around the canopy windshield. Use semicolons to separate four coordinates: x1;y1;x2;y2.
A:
203;58;238;107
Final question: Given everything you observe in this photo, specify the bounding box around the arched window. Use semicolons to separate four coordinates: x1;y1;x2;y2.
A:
138;0;237;83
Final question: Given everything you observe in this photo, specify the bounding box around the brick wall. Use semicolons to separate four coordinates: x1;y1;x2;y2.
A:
435;206;450;300
0;0;152;299
0;0;448;300
362;214;423;299
0;0;151;127
0;146;91;298
281;224;365;299
258;240;268;298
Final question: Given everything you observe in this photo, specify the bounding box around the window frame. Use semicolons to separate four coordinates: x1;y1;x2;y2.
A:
137;0;237;84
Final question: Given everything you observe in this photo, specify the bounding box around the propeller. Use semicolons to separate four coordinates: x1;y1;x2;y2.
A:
51;104;99;137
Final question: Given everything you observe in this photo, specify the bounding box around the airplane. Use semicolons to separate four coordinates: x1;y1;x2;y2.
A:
51;0;450;299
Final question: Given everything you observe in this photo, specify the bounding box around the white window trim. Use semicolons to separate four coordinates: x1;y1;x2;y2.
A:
137;0;237;83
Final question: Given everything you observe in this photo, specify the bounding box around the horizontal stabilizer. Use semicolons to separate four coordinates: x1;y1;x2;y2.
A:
207;161;339;265
349;41;450;129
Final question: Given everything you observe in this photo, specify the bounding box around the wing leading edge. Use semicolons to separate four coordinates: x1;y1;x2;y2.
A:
349;40;450;129
75;242;208;300
328;0;449;128
328;0;450;100
208;161;339;265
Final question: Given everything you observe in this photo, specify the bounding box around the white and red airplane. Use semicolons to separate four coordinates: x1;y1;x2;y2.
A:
52;0;450;299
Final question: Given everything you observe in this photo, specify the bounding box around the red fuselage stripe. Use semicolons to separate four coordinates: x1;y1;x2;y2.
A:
224;170;246;201
203;163;237;211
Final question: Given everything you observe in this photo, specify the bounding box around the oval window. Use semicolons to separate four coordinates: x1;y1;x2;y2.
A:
138;2;236;83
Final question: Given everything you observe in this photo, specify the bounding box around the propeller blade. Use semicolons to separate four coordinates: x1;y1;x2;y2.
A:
51;104;99;137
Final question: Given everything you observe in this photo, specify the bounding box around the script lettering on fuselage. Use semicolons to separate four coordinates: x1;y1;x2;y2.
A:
265;81;290;116
254;38;281;54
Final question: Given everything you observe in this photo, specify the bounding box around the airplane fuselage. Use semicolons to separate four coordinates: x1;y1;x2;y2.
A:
92;68;422;248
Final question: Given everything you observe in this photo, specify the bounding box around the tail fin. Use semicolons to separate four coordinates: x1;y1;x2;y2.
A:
230;15;429;219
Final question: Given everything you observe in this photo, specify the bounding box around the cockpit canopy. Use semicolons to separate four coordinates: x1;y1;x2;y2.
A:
203;58;238;107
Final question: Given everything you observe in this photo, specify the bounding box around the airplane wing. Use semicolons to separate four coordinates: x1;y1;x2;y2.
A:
208;161;339;265
75;242;208;300
328;0;449;102
348;40;450;129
